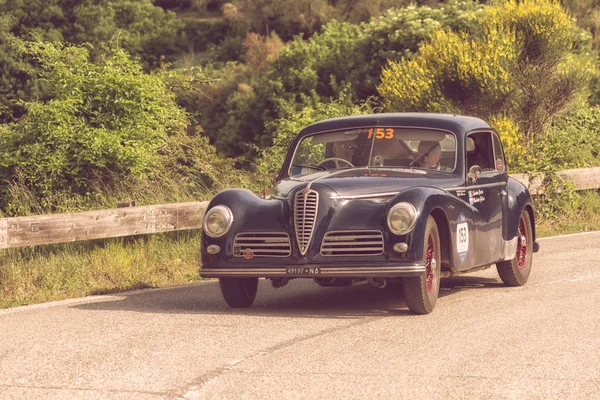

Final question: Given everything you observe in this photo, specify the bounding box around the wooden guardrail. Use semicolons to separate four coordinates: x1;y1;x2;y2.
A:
510;166;600;195
0;201;209;250
1;167;599;250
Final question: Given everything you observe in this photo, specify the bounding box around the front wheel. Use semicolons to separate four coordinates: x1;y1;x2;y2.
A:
402;216;442;314
219;277;258;308
497;209;533;286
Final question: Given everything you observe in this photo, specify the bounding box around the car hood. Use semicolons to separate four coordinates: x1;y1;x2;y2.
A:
274;168;456;198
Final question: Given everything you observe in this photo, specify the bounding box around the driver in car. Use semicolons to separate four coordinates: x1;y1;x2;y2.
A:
333;141;356;161
320;140;356;169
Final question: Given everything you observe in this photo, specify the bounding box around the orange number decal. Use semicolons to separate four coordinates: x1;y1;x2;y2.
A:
369;128;395;139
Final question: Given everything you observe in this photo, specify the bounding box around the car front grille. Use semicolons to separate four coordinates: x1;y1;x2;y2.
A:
294;189;318;255
233;233;291;258
320;230;384;256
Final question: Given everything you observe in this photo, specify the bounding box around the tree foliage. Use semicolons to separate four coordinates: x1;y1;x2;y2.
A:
222;0;416;41
198;0;483;158
0;0;183;122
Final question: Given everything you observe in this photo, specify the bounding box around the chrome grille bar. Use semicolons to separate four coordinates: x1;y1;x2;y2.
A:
233;232;291;258
294;189;319;255
321;230;384;256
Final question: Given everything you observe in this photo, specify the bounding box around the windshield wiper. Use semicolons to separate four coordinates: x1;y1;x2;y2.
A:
292;164;326;171
408;143;439;168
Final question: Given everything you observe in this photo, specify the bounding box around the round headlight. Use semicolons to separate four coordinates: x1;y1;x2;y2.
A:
387;202;418;235
203;205;234;238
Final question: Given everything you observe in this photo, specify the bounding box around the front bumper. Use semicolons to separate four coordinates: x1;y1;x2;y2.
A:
200;263;425;278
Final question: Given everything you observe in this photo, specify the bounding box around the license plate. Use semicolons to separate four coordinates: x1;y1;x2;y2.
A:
286;267;321;276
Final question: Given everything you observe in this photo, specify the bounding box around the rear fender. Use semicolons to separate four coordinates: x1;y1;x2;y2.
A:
505;178;536;243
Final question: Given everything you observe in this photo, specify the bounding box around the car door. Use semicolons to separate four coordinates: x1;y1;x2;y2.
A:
466;131;507;266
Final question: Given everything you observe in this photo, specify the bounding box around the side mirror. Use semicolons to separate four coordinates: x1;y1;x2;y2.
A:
468;165;481;183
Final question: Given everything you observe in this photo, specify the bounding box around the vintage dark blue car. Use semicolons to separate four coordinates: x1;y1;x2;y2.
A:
200;113;539;314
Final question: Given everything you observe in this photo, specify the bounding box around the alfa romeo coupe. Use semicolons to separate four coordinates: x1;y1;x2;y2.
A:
200;113;539;314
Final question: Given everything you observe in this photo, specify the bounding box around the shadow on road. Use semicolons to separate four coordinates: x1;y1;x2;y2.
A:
73;273;505;319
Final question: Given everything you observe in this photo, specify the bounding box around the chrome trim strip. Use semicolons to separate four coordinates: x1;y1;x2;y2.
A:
201;265;426;277
234;236;290;242
322;241;383;246
234;243;289;248
331;181;507;199
321;234;383;240
330;192;398;200
445;182;506;192
501;237;518;260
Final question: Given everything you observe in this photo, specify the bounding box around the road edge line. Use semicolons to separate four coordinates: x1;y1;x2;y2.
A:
537;230;600;241
0;280;214;316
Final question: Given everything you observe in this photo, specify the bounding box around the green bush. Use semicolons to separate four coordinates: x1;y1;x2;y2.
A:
0;0;184;122
0;40;185;214
0;40;262;217
518;107;600;171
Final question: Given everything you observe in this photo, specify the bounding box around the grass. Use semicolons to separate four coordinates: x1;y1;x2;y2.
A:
535;190;600;238
0;230;203;309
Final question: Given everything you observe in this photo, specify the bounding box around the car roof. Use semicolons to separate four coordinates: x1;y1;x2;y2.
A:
298;113;491;139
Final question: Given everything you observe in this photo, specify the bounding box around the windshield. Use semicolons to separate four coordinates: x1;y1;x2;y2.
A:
289;127;456;177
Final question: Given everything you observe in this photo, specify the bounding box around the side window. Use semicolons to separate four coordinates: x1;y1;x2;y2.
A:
466;132;495;172
492;133;506;172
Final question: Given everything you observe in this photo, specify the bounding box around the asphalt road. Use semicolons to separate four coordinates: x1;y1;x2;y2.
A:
1;232;599;399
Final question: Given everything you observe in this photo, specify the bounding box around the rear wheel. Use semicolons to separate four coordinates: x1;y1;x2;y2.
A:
219;277;258;308
497;209;533;286
402;216;441;314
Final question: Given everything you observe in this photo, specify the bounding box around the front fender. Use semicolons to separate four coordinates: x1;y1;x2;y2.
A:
387;186;487;271
385;187;454;260
202;189;289;264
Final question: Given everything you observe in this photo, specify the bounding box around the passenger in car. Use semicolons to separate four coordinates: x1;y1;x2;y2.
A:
418;141;442;170
370;137;412;166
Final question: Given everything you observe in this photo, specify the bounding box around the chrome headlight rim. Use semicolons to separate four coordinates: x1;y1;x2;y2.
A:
203;205;234;238
387;202;418;235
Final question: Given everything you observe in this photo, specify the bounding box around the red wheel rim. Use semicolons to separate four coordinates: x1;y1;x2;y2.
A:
517;216;528;270
425;234;435;293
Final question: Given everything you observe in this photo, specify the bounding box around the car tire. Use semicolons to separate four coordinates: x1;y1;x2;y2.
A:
402;216;441;315
497;209;533;286
219;277;258;308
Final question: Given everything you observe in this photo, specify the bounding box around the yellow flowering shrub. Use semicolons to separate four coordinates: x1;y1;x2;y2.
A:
488;115;525;166
377;0;590;169
478;0;574;54
378;27;517;114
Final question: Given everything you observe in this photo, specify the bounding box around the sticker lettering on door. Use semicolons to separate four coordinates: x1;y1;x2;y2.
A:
456;213;469;262
468;189;485;205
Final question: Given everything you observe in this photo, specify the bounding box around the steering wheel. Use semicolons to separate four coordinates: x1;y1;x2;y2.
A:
317;158;355;169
